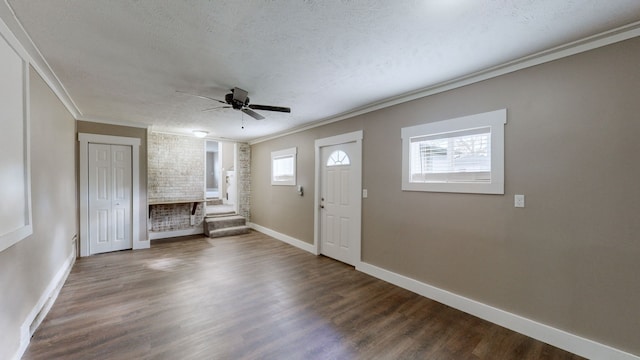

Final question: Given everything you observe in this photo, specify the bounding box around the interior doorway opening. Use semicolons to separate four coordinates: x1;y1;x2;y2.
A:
205;141;221;199
205;141;238;210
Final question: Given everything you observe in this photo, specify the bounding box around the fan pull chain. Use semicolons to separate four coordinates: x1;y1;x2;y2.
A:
241;112;245;129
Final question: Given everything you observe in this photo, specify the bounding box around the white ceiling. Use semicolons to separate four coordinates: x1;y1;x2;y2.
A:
5;1;640;142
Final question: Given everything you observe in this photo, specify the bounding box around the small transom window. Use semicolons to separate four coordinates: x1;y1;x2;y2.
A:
327;150;350;166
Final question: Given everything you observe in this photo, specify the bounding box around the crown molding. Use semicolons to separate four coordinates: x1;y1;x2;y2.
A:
249;20;640;145
76;115;149;130
1;1;81;119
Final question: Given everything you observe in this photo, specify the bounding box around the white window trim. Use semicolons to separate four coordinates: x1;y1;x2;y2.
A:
271;147;297;186
401;109;507;194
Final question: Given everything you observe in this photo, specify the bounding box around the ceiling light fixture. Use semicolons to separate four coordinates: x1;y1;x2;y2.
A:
193;130;208;138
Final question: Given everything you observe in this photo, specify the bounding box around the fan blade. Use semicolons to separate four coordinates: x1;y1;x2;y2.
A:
242;108;265;120
176;90;227;104
248;104;291;113
232;87;249;104
202;106;231;112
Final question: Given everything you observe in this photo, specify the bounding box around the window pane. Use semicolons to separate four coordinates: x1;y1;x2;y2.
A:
410;127;491;183
271;147;297;186
327;150;350;166
401;109;506;194
273;156;294;182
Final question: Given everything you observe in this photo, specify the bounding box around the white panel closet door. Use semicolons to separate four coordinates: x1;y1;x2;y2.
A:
88;143;132;255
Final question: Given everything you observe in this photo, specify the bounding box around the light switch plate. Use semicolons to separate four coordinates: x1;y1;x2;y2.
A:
362;189;368;198
514;194;525;208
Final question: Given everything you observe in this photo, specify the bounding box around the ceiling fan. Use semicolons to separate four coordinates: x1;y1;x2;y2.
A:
178;87;291;120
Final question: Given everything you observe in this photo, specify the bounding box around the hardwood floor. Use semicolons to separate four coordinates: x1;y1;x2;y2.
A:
23;231;584;360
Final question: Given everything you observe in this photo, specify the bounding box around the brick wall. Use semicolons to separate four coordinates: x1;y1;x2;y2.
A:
148;132;206;234
149;203;205;232
148;132;205;203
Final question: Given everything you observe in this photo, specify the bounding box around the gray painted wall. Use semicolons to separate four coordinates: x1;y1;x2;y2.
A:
250;37;640;355
0;68;77;359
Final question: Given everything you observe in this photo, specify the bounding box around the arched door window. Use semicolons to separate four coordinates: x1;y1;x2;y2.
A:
326;150;350;166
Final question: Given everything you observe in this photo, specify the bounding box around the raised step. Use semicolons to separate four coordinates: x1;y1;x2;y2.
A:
205;215;247;231
206;211;236;218
206;198;224;206
206;203;235;216
208;226;251;238
204;214;249;239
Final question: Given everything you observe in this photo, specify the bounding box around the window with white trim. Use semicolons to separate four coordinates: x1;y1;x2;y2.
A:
401;109;506;194
271;147;297;185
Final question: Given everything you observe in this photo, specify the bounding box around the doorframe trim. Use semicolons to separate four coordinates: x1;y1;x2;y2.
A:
78;133;144;256
313;130;363;265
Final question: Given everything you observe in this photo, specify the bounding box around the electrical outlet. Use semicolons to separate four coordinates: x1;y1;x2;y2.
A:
514;194;525;208
362;189;368;198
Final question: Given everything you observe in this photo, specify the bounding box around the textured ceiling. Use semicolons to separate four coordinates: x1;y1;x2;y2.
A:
6;0;640;141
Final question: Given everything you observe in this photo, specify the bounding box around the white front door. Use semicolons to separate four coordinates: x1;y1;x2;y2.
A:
88;143;132;255
320;142;358;265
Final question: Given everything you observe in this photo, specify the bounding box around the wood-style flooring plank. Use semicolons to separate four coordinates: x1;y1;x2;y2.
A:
22;231;584;360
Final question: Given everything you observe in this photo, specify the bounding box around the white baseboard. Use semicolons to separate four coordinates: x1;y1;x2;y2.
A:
149;227;203;240
248;222;317;255
356;261;639;360
14;248;76;360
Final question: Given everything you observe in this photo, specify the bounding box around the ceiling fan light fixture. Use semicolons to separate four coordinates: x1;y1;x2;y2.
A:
193;130;208;138
180;87;290;121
